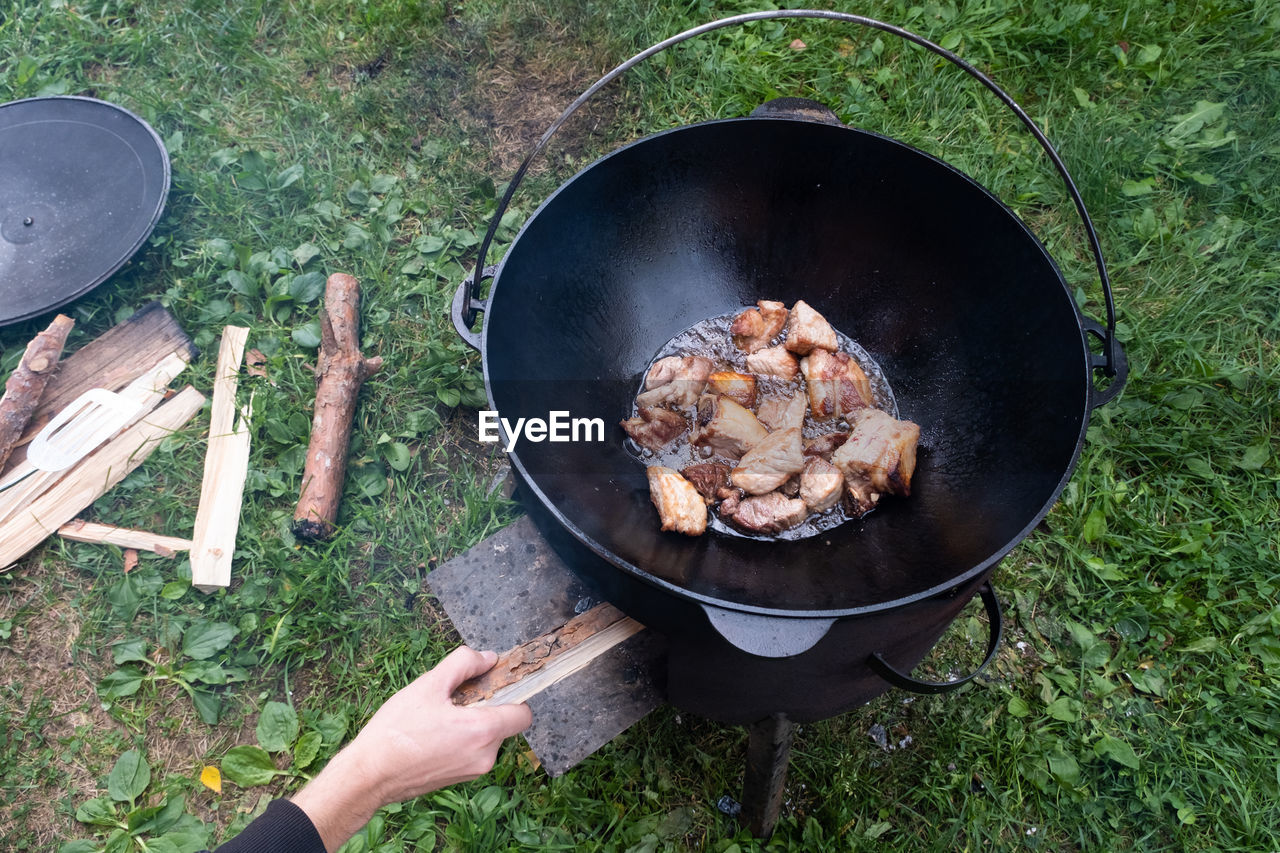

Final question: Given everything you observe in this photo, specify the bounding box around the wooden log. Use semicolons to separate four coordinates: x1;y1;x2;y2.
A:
0;386;206;570
0;314;74;471
190;327;251;592
452;603;645;707
292;274;383;541
2;302;194;477
57;520;192;556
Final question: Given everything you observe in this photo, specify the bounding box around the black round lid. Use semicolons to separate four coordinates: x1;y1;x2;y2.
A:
0;96;170;326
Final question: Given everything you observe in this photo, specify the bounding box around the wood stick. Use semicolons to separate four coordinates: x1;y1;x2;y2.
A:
190;327;251;592
0;314;74;471
0;351;191;524
56;520;192;555
453;603;645;707
2;302;194;476
0;386;206;570
293;274;383;541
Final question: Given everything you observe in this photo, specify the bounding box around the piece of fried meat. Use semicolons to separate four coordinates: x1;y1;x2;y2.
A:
801;348;873;420
731;300;789;353
620;406;688;452
691;395;768;459
646;466;708;536
831;408;920;517
783;300;838;355
635;355;714;409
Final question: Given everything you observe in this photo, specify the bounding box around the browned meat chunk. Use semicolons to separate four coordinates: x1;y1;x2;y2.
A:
801;348;873;420
756;392;807;432
731;300;789;353
730;427;805;495
803;430;850;460
636;355;714;409
783;300;838;355
779;474;801;499
744;345;800;381
724;492;809;535
799;456;843;512
643;355;681;389
691;395;768;459
831;409;921;517
620;406;688;452
646;466;708;536
643;355;709;390
707;371;757;409
680;462;732;504
840;479;880;517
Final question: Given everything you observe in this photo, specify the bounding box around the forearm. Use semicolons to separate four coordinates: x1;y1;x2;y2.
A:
290;748;385;853
284;647;531;852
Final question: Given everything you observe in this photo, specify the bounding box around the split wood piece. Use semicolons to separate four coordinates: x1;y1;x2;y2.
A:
453;603;645;707
2;302;194;476
0;352;191;525
0;314;75;471
190;327;252;592
293;273;383;541
57;520;192;556
0;386;206;570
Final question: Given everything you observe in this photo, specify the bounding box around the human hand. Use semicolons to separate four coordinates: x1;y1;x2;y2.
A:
292;646;531;852
347;645;533;802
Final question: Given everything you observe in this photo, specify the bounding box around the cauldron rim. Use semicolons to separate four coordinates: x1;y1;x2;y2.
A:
481;115;1094;620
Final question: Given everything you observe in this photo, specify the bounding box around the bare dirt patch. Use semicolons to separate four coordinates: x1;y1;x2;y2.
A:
0;559;266;847
0;561;125;847
410;9;630;178
465;52;619;176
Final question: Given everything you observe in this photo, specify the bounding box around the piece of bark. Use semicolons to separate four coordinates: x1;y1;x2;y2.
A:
0;386;206;570
452;603;645;707
2;302;194;476
0;314;74;471
292;274;383;541
191;327;252;592
56;520;192;555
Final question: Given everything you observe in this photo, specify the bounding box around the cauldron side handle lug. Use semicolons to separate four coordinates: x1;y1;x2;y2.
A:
701;604;836;659
1083;316;1129;409
451;265;497;351
868;583;1003;695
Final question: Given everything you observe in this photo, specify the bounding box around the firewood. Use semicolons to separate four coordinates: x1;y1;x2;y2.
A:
2;302;194;476
191;327;252;592
0;352;190;524
452;603;645;707
0;314;74;471
56;520;192;556
292;274;383;541
0;386;206;570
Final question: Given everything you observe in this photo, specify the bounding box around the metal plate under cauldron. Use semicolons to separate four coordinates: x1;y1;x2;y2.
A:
0;96;170;327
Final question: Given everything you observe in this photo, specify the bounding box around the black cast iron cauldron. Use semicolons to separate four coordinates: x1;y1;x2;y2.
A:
452;11;1127;724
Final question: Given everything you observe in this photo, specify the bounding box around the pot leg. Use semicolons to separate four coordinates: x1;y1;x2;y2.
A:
742;712;794;838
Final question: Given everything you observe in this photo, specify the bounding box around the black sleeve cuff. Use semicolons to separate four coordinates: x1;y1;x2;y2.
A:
211;798;327;853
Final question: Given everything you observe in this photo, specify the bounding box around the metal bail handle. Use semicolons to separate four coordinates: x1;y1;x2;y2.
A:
463;9;1124;384
868;583;1004;695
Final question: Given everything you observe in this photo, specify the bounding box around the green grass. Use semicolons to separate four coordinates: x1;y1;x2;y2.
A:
1;0;1278;850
